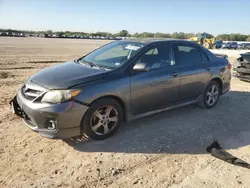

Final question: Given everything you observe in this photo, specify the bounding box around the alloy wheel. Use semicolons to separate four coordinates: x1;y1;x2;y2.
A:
90;105;118;135
206;85;219;106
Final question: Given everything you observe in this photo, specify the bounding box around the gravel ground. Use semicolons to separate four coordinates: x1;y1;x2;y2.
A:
1;37;250;188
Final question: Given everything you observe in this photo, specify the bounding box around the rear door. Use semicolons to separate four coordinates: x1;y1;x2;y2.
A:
173;42;212;102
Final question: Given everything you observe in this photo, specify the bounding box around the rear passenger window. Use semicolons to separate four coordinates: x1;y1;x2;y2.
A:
200;50;209;61
175;43;202;65
178;46;193;52
145;48;158;55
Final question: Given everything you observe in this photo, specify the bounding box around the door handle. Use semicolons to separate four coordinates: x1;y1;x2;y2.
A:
172;72;179;77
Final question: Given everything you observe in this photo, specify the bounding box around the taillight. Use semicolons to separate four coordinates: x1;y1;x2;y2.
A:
228;62;232;70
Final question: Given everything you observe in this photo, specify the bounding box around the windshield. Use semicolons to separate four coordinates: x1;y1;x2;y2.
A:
80;41;145;70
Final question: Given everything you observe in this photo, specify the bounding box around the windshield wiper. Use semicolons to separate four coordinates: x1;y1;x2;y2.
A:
86;61;104;69
76;59;104;69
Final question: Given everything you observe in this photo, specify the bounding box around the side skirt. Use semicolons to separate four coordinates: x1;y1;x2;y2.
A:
127;98;199;122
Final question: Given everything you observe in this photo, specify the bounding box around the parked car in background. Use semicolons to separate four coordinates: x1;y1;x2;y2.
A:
230;42;238;49
214;40;223;49
233;52;250;81
222;42;238;49
10;39;231;140
244;43;250;50
238;43;247;49
0;32;6;36
222;42;231;49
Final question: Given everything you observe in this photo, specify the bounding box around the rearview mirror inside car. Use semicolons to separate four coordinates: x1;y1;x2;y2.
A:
133;63;150;72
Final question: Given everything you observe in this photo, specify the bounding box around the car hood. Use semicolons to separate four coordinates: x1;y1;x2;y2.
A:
29;61;107;89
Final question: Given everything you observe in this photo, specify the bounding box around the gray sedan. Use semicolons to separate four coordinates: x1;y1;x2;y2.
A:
10;39;231;140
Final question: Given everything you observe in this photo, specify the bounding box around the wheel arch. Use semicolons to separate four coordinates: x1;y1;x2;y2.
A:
209;77;223;94
89;95;127;122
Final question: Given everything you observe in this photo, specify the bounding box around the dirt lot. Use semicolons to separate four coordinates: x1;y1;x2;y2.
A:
1;37;250;188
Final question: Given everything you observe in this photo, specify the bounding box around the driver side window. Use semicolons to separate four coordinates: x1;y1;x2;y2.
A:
135;43;174;70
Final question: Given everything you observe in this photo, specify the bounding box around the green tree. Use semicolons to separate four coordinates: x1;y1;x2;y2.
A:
217;34;230;41
154;32;171;38
118;30;129;37
133;32;140;38
247;36;250;42
95;31;111;37
57;31;65;38
46;30;53;35
230;34;237;41
185;33;195;39
171;32;178;39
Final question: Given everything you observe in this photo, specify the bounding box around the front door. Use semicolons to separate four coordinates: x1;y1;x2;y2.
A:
130;43;181;115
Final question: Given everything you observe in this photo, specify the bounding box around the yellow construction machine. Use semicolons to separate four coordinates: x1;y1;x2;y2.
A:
189;32;216;49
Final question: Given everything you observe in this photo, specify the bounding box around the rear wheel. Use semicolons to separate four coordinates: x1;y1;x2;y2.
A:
81;98;123;140
198;81;221;109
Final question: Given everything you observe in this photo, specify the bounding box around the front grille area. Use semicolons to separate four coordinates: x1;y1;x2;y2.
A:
22;85;43;101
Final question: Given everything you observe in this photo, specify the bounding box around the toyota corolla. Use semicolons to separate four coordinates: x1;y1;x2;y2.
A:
10;39;231;140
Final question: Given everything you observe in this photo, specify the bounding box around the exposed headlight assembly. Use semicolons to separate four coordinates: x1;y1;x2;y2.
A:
41;90;81;104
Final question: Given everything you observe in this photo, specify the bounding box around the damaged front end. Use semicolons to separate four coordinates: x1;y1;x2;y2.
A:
233;52;250;81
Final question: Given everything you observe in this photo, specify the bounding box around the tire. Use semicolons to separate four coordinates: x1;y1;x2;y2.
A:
203;42;211;49
198;81;221;109
81;98;123;140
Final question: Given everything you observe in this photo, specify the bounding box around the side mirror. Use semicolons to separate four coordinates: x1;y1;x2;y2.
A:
133;63;150;72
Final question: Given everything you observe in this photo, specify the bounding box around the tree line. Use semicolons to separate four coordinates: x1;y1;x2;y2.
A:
1;28;250;41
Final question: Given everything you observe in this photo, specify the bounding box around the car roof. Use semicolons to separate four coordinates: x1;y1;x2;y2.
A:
122;38;192;44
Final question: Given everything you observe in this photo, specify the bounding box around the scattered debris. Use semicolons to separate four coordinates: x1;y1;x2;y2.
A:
99;177;104;181
86;169;91;173
96;168;100;177
207;140;250;169
111;168;123;176
133;178;140;184
237;180;242;184
111;169;119;176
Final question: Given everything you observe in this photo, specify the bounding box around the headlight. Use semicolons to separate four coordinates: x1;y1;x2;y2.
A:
41;90;81;104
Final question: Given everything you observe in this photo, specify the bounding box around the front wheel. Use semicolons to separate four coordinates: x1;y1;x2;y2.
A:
198;81;221;109
81;98;123;140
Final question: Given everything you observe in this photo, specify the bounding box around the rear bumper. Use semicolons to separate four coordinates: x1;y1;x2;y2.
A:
11;89;89;139
222;84;230;94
